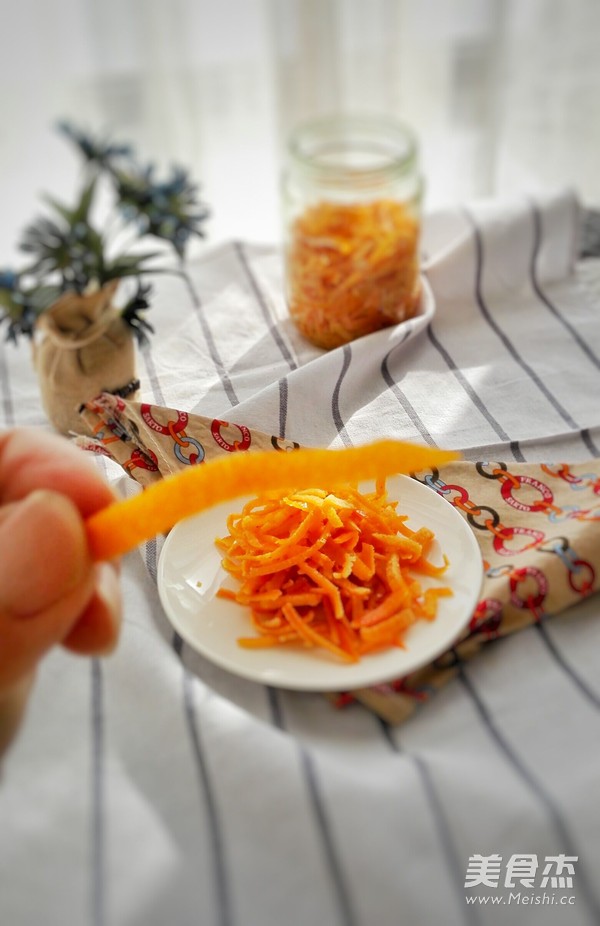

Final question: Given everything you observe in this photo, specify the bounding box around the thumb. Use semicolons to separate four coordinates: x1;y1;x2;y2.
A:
0;490;90;617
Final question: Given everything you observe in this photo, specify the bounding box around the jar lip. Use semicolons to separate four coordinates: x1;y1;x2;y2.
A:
287;113;419;185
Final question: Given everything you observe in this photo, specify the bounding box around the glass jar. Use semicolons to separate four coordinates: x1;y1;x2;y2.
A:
282;114;424;350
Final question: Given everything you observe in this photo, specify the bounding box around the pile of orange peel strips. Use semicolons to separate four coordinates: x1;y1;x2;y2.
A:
286;199;421;349
216;480;452;663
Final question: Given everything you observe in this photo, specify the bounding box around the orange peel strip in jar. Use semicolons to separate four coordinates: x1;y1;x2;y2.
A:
287;199;420;349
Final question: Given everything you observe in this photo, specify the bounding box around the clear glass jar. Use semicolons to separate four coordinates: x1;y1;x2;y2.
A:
282;114;423;350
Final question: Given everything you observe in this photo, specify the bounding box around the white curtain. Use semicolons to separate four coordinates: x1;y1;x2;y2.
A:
1;0;599;260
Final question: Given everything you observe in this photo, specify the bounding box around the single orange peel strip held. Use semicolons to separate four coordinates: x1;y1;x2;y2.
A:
85;440;459;562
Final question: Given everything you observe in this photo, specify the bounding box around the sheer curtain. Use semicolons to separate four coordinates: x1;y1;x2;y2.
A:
1;0;599;260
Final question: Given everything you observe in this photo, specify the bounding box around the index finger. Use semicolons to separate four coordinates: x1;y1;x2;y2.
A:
0;428;116;518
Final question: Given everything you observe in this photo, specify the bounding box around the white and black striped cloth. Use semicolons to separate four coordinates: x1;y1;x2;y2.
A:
1;190;599;926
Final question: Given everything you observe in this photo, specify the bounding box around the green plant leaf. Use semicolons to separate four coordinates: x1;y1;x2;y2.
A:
28;285;62;311
74;177;98;223
42;176;98;226
103;251;162;276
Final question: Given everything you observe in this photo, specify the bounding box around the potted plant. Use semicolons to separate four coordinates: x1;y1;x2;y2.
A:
0;122;209;434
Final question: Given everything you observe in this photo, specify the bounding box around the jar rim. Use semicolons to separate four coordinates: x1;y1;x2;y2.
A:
287;114;419;187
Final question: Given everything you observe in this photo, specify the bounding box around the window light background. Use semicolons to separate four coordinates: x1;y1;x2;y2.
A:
1;0;599;262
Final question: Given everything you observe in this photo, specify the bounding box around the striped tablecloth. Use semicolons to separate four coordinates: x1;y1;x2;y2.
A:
1;190;599;926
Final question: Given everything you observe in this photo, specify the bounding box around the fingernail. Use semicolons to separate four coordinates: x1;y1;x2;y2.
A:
0;491;89;618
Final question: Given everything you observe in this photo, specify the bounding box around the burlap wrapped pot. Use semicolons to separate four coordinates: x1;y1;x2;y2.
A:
33;281;139;435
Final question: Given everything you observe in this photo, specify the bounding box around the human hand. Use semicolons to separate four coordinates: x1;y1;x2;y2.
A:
0;428;122;755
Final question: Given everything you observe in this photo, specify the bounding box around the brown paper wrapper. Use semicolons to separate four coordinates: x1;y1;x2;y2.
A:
345;460;599;723
76;393;299;479
77;395;599;724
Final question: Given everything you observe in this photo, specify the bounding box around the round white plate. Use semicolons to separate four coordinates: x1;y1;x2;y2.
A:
157;475;483;691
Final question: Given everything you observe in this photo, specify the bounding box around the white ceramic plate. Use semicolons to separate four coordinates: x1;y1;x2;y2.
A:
157;475;483;691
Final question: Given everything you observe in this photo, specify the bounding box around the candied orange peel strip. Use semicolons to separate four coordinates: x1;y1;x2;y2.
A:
85;439;458;561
